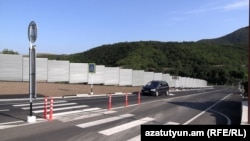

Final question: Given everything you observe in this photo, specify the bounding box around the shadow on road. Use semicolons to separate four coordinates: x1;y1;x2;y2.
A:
168;93;242;125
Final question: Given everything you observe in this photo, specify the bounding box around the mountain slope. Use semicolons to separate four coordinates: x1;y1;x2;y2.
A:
198;26;249;45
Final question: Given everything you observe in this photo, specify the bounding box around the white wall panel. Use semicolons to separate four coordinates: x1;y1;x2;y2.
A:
162;74;170;83
144;72;154;85
119;69;132;86
104;67;119;85
153;73;162;80
22;57;48;81
36;58;48;81
47;60;69;82
88;65;105;84
69;63;88;83
181;77;187;88
22;57;29;81
0;54;23;81
132;70;144;86
175;76;181;88
169;77;175;88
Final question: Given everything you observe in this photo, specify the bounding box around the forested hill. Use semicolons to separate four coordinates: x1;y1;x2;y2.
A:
39;26;249;85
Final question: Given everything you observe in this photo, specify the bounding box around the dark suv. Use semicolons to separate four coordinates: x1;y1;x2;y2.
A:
141;80;169;96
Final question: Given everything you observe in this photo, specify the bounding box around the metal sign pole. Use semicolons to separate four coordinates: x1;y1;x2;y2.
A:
27;21;37;123
29;43;32;117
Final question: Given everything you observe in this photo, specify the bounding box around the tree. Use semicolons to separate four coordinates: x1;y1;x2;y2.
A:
1;48;19;54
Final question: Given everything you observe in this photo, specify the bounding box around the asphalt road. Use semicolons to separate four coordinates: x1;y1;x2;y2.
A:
0;86;243;141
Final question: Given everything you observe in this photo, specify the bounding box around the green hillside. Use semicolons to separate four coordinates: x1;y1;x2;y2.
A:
38;26;249;85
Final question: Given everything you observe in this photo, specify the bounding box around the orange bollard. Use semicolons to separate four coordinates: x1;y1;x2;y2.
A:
138;91;141;105
49;97;53;121
108;94;112;110
125;93;128;107
43;96;47;119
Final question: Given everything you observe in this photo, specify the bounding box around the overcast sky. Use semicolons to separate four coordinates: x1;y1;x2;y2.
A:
0;0;248;55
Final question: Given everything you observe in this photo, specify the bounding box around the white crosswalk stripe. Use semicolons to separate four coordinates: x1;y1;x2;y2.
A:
53;107;101;117
58;110;117;122
127;135;140;141
21;103;77;110
98;117;154;136
164;121;180;125
33;105;89;113
76;114;134;128
0;119;46;130
13;100;67;107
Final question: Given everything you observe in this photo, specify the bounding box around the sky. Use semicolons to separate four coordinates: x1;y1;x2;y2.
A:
0;0;249;55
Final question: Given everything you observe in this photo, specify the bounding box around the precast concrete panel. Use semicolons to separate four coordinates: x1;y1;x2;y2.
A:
36;58;48;81
181;77;188;88
153;73;162;80
168;75;175;88
0;54;23;81
162;74;171;83
88;65;105;84
23;57;48;81
119;69;132;86
179;77;185;88
186;77;191;88
175;76;181;88
22;57;29;81
132;70;144;86
144;72;154;85
48;60;69;82
104;67;119;85
69;63;88;83
165;74;171;84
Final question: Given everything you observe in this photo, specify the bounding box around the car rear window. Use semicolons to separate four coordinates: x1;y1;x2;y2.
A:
146;81;159;87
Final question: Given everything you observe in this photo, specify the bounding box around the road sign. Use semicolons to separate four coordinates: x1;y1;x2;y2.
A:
28;21;37;43
88;63;96;73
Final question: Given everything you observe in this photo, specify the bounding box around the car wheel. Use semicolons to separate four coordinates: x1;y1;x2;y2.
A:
155;91;159;97
165;90;169;96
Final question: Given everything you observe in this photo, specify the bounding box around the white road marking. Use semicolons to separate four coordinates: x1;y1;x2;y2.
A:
98;117;154;136
209;109;231;125
127;135;140;141
13;100;67;107
0;120;24;125
53;107;101;117
76;114;134;128
0;109;10;112
164;121;180;125
21;103;77;110
59;110;117;122
183;93;231;125
0;118;46;130
33;105;88;113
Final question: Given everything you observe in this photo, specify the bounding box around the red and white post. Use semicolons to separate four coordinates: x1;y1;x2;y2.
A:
43;96;48;119
49;97;53;121
108;94;112;110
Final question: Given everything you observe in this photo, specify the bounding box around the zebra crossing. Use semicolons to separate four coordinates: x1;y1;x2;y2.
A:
12;99;115;122
1;99;180;140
